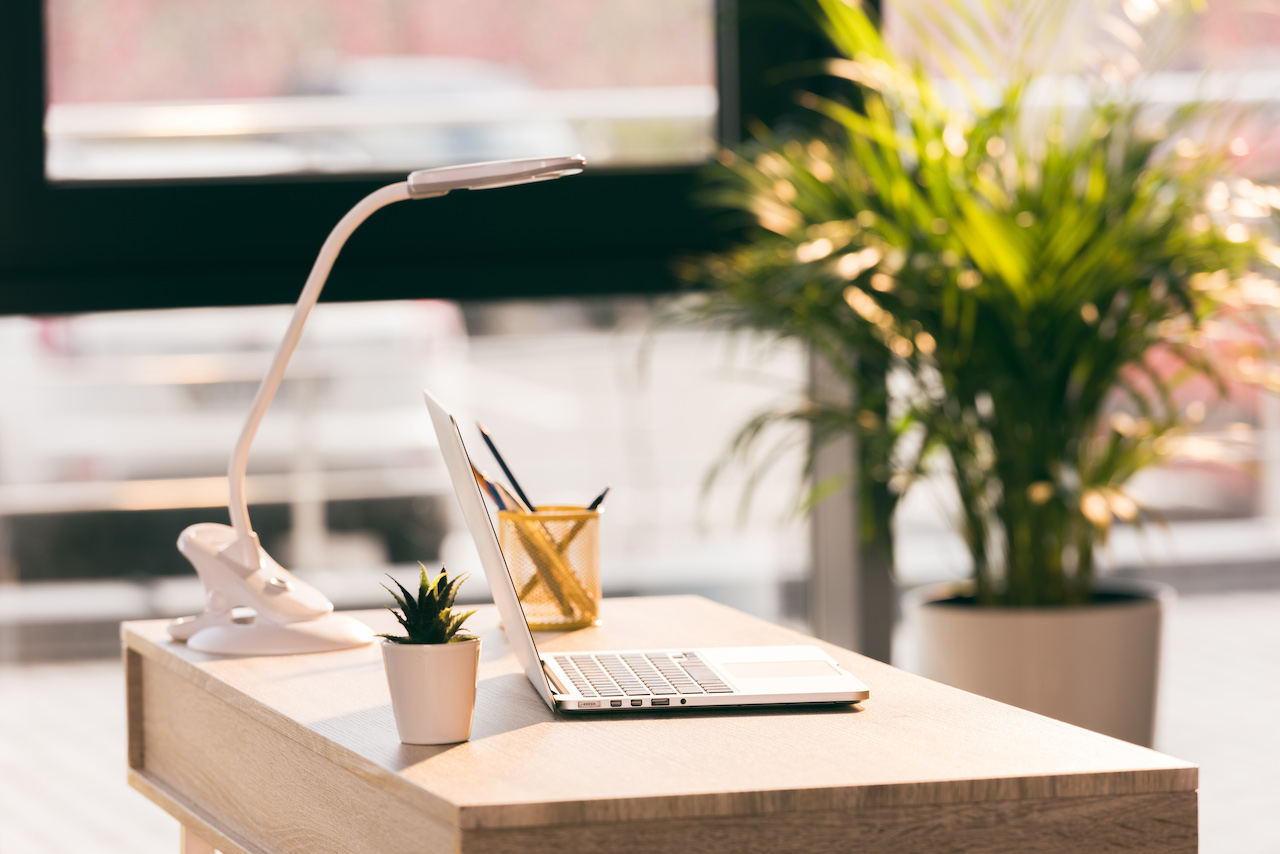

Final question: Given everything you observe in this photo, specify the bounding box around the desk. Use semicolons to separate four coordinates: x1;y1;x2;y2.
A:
123;596;1196;853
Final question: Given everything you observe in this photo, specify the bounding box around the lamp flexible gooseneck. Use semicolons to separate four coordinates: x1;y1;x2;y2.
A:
169;155;586;655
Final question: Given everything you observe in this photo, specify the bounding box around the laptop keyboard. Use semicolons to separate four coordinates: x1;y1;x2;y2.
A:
552;652;734;699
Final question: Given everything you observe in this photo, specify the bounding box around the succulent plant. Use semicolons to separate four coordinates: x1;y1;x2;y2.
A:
379;565;477;644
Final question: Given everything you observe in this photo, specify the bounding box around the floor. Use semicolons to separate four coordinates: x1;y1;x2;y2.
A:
1;590;1277;853
1155;591;1280;852
0;660;174;853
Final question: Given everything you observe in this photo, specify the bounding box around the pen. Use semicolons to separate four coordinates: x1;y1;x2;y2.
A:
477;422;537;511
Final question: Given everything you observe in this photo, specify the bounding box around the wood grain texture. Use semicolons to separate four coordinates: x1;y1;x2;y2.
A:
464;791;1198;854
129;772;255;854
125;647;144;770
123;595;1197;850
139;655;456;854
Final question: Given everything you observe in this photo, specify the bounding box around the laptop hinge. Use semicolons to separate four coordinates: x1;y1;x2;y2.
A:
541;660;569;695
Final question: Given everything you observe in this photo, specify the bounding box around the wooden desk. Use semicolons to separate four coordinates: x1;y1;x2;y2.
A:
123;596;1196;853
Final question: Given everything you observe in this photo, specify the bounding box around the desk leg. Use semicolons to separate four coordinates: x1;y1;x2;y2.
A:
181;825;217;854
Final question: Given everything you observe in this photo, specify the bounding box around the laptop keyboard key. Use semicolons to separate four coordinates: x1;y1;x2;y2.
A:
553;652;734;701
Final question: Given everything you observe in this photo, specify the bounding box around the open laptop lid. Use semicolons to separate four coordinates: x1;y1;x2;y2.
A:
423;390;556;708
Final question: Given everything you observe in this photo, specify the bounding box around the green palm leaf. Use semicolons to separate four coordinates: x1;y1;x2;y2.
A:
684;0;1272;606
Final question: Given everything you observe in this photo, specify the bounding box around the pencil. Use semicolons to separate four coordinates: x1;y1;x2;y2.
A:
476;463;583;616
471;464;507;510
477;422;536;511
586;486;610;511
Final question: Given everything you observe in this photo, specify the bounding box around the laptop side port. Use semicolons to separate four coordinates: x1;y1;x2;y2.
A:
651;698;670;706
630;699;643;706
610;700;623;707
579;700;600;708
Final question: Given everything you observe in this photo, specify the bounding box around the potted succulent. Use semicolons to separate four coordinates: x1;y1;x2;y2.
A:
379;565;480;745
686;0;1276;743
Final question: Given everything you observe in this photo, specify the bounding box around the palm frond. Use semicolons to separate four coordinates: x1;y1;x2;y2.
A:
682;0;1271;606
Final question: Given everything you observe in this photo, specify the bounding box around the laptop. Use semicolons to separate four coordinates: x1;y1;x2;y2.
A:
425;390;870;712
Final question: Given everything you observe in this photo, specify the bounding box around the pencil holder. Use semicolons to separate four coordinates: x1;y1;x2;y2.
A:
497;506;601;630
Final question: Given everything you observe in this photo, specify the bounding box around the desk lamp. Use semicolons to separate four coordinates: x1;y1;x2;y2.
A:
169;155;587;655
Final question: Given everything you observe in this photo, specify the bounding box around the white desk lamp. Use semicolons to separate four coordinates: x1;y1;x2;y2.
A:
169;155;587;655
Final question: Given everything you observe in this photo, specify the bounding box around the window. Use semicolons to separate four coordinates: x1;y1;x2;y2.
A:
1;0;836;314
0;1;836;648
44;0;718;181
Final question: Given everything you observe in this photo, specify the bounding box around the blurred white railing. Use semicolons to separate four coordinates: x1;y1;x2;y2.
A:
45;86;718;180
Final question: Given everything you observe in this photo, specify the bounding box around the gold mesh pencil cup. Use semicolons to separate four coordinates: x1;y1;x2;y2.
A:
497;506;601;630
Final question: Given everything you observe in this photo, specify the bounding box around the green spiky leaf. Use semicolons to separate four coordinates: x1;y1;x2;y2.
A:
377;564;477;644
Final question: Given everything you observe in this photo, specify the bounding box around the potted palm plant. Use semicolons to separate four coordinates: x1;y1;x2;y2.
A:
379;565;480;744
686;0;1277;744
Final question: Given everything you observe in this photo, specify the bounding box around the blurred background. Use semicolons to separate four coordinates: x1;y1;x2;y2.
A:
43;0;717;179
2;0;1279;852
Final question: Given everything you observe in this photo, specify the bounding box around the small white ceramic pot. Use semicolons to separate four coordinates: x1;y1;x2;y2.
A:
382;637;481;744
906;577;1173;746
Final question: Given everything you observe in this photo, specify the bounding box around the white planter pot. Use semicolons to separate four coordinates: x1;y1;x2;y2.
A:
906;577;1173;746
382;637;481;745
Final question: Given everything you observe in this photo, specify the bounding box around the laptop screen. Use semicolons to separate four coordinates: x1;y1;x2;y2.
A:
423;390;555;708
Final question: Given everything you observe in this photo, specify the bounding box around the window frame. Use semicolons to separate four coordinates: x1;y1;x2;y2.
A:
0;0;837;316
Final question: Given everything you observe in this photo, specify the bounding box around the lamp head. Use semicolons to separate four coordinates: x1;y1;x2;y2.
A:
407;154;586;198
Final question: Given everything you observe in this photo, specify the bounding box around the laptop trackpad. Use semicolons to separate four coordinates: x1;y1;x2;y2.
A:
722;660;842;679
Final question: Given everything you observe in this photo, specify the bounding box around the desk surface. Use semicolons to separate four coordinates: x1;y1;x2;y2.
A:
123;596;1196;853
